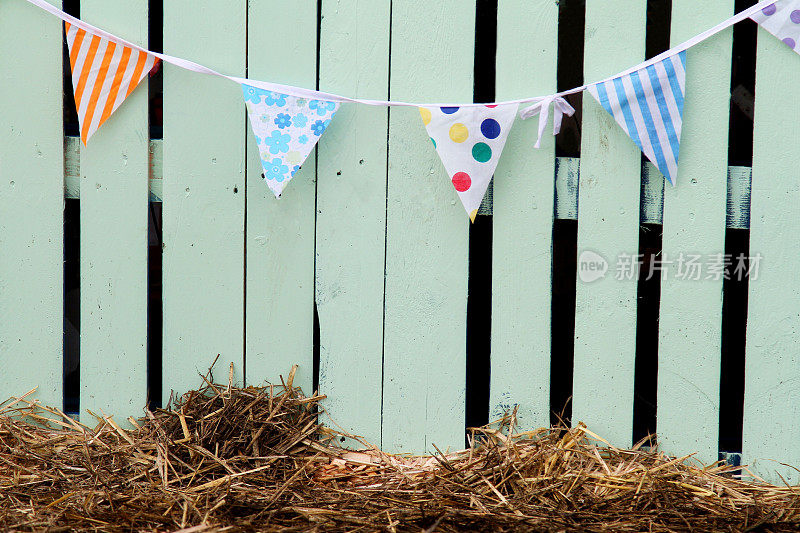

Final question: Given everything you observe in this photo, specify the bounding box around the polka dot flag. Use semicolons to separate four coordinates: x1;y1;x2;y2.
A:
419;104;518;222
751;1;800;52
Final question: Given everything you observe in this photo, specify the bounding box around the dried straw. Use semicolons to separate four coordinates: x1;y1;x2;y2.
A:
2;364;800;532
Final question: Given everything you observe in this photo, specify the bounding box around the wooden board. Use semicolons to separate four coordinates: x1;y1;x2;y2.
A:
316;0;391;446
161;0;246;401
0;0;64;409
244;0;317;393
79;0;149;423
381;0;474;453
656;0;732;464
490;0;558;429
571;0;646;447
742;25;800;485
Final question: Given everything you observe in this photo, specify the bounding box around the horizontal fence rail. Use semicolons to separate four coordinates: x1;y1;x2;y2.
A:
64;136;753;228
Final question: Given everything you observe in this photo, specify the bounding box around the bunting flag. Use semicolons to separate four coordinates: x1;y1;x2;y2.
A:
419;104;518;221
751;1;800;52
64;22;158;145
243;84;339;198
586;51;687;185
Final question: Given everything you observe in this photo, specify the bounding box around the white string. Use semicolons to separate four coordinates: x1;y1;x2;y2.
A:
22;0;776;108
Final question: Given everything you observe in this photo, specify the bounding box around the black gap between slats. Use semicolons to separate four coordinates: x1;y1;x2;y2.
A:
64;200;80;415
631;0;671;448
312;0;323;399
632;0;672;445
63;0;80;137
719;0;757;457
62;0;80;414
147;0;164;410
555;0;584;159
550;0;585;427
149;0;163;140
632;222;662;447
465;0;497;441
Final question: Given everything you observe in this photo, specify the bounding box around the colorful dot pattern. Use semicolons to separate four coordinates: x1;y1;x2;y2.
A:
242;83;339;198
419;104;518;221
751;1;800;52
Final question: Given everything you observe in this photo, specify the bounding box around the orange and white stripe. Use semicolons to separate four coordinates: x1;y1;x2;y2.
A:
65;22;158;145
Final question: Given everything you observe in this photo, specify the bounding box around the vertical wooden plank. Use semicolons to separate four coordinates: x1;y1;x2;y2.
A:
162;0;245;401
244;1;317;393
657;1;732;463
79;0;149;421
382;1;474;453
0;0;63;408
572;0;646;446
316;0;390;446
490;0;558;429
743;25;800;484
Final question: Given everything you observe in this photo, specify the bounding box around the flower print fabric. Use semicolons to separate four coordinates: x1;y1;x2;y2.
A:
242;83;340;197
274;113;292;129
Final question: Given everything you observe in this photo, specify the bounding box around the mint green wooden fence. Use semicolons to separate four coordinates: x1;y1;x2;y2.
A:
1;0;798;484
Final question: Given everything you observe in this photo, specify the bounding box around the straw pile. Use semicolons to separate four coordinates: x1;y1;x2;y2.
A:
2;367;800;532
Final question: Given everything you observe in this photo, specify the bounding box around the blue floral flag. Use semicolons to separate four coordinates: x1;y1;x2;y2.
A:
242;84;340;197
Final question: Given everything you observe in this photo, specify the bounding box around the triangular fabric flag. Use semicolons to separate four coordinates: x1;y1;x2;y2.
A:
751;1;800;52
64;22;159;145
419;104;518;221
586;51;686;185
243;84;340;198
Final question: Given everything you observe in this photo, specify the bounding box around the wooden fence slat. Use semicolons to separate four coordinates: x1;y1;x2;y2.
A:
382;0;474;453
571;0;647;447
244;1;317;393
490;0;558;429
79;0;149;423
657;0;732;463
162;0;246;401
316;0;391;446
0;0;64;408
742;26;800;484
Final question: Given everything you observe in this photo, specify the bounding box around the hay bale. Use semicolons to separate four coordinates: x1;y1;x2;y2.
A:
1;365;799;532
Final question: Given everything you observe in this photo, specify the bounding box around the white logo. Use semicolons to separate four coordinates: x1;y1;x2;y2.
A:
578;250;608;283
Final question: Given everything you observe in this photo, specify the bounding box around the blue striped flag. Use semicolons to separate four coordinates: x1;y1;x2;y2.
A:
587;51;686;185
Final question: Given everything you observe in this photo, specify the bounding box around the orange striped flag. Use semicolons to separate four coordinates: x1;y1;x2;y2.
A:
65;22;158;145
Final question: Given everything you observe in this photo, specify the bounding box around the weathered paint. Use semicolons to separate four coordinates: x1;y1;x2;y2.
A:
0;0;63;409
162;0;245;401
244;1;316;393
727;166;751;230
381;0;473;453
489;0;558;429
640;163;665;226
316;0;390;447
572;0;646;447
742;26;800;485
80;0;149;423
657;0;732;464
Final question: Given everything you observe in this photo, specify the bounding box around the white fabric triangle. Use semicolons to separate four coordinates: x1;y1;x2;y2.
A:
586;51;686;185
65;21;158;145
751;1;800;53
243;84;339;198
419;104;518;221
